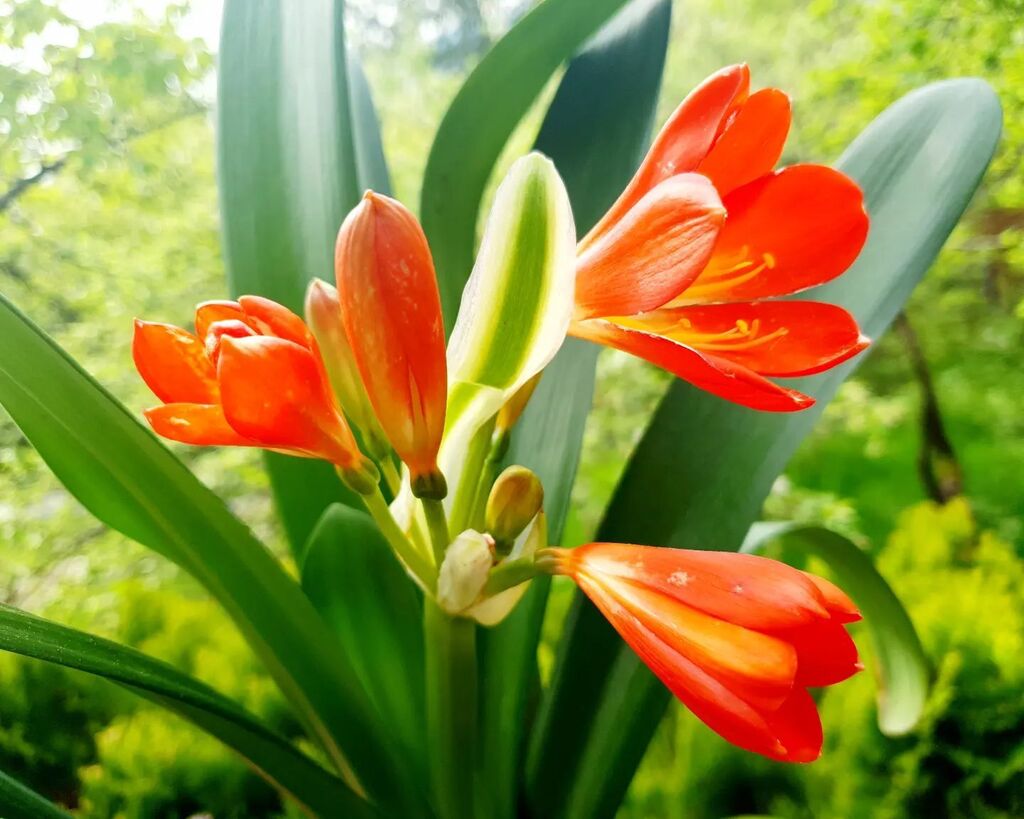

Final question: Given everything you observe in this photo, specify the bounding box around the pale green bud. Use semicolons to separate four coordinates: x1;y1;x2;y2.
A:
305;278;389;460
485;465;543;555
437;530;494;615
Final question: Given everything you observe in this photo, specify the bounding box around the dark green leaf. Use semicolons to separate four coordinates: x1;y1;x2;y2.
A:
474;2;673;816
301;504;426;783
0;295;424;814
535;79;1002;818
218;0;391;554
0;604;374;818
0;767;72;819
741;522;930;735
421;0;636;329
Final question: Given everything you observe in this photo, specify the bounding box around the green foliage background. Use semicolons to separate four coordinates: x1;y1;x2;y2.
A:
0;0;1020;815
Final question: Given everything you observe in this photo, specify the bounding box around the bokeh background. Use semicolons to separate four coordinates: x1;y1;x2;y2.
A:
1;0;1021;816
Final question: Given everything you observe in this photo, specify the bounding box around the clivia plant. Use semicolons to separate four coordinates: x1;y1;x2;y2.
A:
0;2;1001;818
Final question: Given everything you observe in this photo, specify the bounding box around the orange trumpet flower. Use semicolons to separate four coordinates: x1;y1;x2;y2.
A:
133;296;373;482
544;542;862;762
572;65;870;411
335;191;448;498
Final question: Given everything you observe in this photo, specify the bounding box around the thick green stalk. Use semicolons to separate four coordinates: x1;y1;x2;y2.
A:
423;498;451;566
380;458;402;498
424;603;478;819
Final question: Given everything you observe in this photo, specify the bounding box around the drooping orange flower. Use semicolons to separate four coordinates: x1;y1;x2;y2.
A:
133;296;370;474
572;65;870;411
545;542;862;762
335;191;448;497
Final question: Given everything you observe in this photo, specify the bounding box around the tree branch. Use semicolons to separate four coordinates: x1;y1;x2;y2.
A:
895;312;963;503
0;157;69;215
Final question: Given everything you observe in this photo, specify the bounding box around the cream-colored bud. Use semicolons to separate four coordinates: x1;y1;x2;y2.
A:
305;278;389;459
485;465;543;554
467;512;547;626
437;530;494;615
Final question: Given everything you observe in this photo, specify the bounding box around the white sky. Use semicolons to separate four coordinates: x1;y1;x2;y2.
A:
58;0;224;46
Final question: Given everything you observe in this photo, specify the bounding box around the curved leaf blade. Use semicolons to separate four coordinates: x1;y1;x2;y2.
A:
0;295;422;813
0;604;374;818
537;79;1002;818
0;768;72;819
218;0;391;553
301;505;426;781
421;0;633;328
741;522;930;735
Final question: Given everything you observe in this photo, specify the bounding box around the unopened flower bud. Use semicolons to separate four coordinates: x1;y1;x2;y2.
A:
485;465;543;555
305;279;389;460
437;530;494;615
467;512;547;626
335;191;448;495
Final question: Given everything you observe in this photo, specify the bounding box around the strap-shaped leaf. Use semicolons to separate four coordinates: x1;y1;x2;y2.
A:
421;0;635;328
218;0;391;553
741;522;929;735
442;153;576;520
470;2;673;815
0;295;423;814
0;768;72;819
532;79;1002;818
0;604;374;818
301;505;426;785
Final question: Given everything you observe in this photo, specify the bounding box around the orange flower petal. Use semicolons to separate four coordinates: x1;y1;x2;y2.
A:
569;543;829;630
581;64;749;250
335;192;447;479
217;336;359;466
763;688;823;763
802;571;862;623
578;573;813;762
574;174;725;320
143;403;252;447
132;320;218;404
238;295;311;348
778;620;862;688
696;88;791;197
571;319;814;412
623;301;869;377
595;573;797;711
195;300;245;340
678;165;868;303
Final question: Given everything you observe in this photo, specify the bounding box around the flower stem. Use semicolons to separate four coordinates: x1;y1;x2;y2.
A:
422;497;450;566
380;457;402;497
360;486;436;591
424;602;478;819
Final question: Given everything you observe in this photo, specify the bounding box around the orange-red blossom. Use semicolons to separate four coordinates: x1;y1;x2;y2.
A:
544;543;862;762
572;64;871;411
335;191;448;498
133;296;374;485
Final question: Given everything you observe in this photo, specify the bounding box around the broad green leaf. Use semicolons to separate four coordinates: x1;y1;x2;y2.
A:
0;604;373;818
421;0;634;328
301;504;426;783
0;295;424;815
218;0;391;554
442;153;576;526
535;79;1002;818
473;1;674;815
0;768;72;819
741;522;930;735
